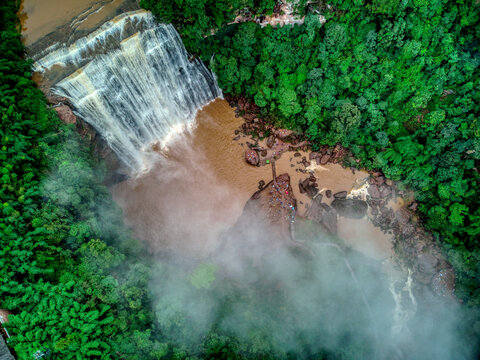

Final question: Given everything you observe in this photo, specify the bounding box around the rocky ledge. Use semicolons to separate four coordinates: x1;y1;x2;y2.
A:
229;93;456;302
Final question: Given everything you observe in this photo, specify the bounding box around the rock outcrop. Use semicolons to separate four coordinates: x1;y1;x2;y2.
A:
245;149;259;166
331;198;368;219
54;105;77;124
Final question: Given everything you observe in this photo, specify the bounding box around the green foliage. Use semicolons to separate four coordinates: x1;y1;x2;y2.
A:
0;3;165;358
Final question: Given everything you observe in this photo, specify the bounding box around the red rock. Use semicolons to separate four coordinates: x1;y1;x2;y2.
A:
266;135;276;148
47;95;67;104
238;97;246;110
367;184;381;199
395;208;412;226
309;152;320;160
319;154;331;165
275;129;293;139
376;176;385;185
245;149;259;166
244;113;255;122
55;105;76;124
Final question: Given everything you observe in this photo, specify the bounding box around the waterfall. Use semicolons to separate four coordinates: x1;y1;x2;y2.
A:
34;10;222;172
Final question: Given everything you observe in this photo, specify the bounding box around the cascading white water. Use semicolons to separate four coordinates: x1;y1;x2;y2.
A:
34;10;222;172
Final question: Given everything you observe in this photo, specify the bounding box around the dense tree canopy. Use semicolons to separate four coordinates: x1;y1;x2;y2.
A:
0;2;165;358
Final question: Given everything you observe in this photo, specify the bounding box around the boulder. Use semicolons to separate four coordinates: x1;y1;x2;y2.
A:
395;208;412;226
258;180;265;190
55;105;76;124
379;184;393;198
309;152;320;160
333;191;347;199
367;184;381;199
376;176;385;186
319;154;331;165
238;97;246;110
244;113;256;122
104;171;129;186
304;184;318;198
275;128;294;139
245;149;259;166
298;182;306;194
414;253;438;284
47;95;68;105
325;190;332;198
408;201;418;211
320;203;337;235
401;223;416;237
331;199;368;219
431;268;455;298
266;135;276;148
305;199;337;235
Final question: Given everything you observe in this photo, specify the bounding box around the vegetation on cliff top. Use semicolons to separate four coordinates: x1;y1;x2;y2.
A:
0;2;166;358
142;0;480;305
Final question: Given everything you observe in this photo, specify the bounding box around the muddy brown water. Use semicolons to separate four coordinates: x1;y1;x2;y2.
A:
19;0;137;48
111;99;394;260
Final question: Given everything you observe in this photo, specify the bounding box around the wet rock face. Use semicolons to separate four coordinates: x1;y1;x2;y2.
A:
55;105;77;124
367;184;381;199
47;95;68;105
245;149;259;165
431;268;455;298
413;253;439;284
395;208;412;226
331;198;368;219
305;199;337;235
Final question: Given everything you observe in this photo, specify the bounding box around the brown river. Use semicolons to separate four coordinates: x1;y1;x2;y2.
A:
111;99;395;260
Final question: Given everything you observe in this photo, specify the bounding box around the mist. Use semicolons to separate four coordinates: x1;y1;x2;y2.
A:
107;129;471;360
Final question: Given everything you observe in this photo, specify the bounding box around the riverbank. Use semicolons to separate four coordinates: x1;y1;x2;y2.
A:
226;93;456;301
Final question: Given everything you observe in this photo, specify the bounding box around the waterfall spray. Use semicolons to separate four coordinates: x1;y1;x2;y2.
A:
34;10;222;172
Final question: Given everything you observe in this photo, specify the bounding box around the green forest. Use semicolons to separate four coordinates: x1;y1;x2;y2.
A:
0;2;166;358
1;0;480;358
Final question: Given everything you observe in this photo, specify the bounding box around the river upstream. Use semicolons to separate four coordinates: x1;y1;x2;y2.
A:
21;1;464;359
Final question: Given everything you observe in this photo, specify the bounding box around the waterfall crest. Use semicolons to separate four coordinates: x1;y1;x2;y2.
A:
34;10;222;172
